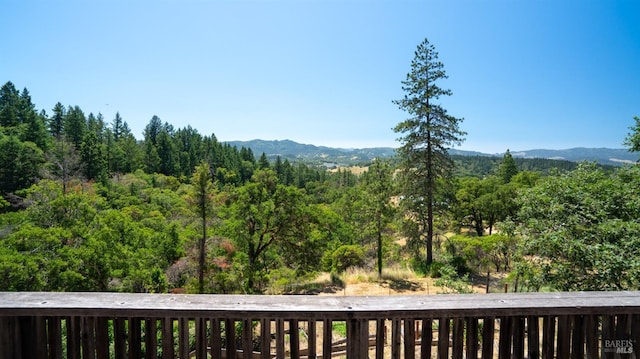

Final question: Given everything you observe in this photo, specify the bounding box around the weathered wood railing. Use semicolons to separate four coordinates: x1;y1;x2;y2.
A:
1;291;640;358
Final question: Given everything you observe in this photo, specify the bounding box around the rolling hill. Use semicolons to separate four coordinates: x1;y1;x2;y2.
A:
226;139;639;167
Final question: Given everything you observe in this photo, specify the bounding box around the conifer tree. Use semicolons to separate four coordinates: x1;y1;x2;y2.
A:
393;38;465;265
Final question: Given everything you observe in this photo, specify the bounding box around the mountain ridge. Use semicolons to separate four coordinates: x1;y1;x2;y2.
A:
225;139;639;167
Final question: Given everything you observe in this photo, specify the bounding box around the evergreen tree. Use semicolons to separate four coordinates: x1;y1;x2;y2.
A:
258;152;270;170
188;161;215;293
497;149;518;183
80;131;107;182
393;38;466;265
64;106;87;148
361;158;395;277
50;102;65;138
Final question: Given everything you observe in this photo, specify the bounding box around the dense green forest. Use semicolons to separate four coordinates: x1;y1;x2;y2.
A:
1;79;639;294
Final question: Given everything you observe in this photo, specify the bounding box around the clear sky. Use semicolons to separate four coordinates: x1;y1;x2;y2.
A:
2;0;639;154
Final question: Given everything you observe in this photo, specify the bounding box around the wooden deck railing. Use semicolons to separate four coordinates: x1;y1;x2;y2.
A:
1;291;639;358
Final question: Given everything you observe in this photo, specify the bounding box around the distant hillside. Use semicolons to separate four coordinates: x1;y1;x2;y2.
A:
226;140;639;167
451;148;639;165
225;139;396;166
507;147;639;166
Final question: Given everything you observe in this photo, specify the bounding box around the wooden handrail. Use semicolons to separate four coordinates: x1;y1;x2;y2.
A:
1;291;640;358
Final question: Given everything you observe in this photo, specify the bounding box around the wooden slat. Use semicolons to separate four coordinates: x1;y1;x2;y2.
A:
556;315;570;358
259;319;270;359
275;319;284;359
391;318;401;359
113;317;127;359
128;317;142;359
48;316;64;359
498;316;512;359
290;319;299;359
437;317;449;359
571;315;584;358
144;318;158;359
481;317;495;359
542;316;555;359
375;319;385;359
210;318;222;358
452;318;464;359
243;318;254;359
512;316;524;359
404;318;416;359
161;318;174;359
195;317;207;359
82;316;96;359
178;318;189;359
584;315;598;359
526;316;540;359
322;319;332;359
465;317;479;359
421;318;433;359
68;316;82;359
307;319;317;359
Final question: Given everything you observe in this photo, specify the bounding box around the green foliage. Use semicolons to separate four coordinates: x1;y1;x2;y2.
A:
517;163;640;291
623;116;640;154
330;245;365;273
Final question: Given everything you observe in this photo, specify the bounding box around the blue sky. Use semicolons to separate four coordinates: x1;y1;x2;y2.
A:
2;0;639;153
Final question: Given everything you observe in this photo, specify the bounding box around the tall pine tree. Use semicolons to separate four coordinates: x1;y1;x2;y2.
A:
393;38;466;265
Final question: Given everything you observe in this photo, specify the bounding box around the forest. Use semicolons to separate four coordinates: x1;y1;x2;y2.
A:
1;71;639;293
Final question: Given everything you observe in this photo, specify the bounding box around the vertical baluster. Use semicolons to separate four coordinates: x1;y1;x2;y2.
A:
227;319;237;359
421;319;433;359
452;318;464;359
69;316;82;359
512;316;525;359
95;317;109;359
584;315;598;359
178;318;189;359
526;316;540;359
243;318;254;359
113;317;127;359
48;316;64;359
376;319;385;359
274;319;284;359
437;317;450;359
144;318;158;359
404;319;416;359
466;317;479;359
602;315;614;359
391;318;401;359
498;316;512;359
82;316;97;359
210;318;222;358
308;319;317;359
259;319;270;359
161;318;174;359
556;315;570;358
322;319;332;359
128;317;142;359
542;316;556;359
571;315;584;358
195;317;207;359
346;318;360;358
290;319;299;359
481;317;494;359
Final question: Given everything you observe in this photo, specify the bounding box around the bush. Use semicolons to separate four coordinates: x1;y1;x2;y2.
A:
331;245;365;273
